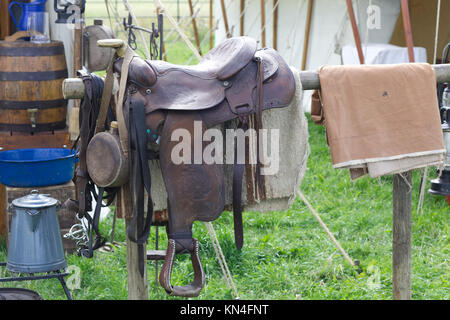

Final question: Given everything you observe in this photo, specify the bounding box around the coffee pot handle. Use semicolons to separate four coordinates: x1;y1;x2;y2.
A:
8;2;23;29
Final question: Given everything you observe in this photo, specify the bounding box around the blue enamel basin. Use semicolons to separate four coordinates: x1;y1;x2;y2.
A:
0;148;76;187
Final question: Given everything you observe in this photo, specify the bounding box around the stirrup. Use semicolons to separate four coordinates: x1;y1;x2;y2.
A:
159;238;205;297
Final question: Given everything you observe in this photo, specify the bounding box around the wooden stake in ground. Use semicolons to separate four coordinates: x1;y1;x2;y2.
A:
392;172;412;300
392;0;414;300
126;218;149;300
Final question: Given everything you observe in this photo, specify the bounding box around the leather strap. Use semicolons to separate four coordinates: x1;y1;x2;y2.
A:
232;120;248;250
77;75;95;219
95;54;116;134
127;98;154;277
231;57;265;250
255;57;266;196
80;187;107;258
74;71;115;257
116;46;137;157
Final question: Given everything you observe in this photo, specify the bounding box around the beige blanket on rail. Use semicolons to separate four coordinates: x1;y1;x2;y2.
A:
318;63;445;179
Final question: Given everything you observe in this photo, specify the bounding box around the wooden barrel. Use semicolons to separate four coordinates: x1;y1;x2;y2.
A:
0;41;68;133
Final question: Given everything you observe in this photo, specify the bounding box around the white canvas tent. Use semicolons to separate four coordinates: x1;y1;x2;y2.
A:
214;0;402;68
213;0;449;110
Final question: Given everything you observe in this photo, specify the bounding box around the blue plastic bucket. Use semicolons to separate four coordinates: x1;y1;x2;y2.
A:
0;148;76;187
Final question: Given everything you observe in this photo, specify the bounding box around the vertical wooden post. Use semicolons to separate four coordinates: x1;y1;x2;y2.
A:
392;172;412;300
210;0;214;49
74;25;83;77
73;15;83;112
240;0;245;36
260;0;266;47
126;155;149;300
220;0;231;38
346;0;365;64
301;0;314;70
272;0;278;50
126;220;149;300
392;0;414;301
187;0;202;56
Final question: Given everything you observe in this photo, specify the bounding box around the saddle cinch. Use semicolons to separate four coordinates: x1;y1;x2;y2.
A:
86;36;296;297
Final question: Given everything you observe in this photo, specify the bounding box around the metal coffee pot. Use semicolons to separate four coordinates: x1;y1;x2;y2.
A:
7;190;67;273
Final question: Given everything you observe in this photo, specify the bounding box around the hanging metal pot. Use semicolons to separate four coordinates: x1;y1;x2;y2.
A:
7;190;67;273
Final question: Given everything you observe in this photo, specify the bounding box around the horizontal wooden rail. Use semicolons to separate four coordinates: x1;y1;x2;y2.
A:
63;64;450;99
300;63;450;90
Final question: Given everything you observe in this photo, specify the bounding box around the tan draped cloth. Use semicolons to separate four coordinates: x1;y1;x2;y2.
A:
316;63;445;179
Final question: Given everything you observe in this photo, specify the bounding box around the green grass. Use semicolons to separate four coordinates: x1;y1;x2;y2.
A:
0;115;448;300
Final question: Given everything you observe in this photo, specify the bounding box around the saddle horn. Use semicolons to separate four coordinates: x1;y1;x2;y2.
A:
97;39;127;57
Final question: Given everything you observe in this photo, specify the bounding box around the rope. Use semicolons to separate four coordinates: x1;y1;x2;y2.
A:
205;222;239;299
433;0;441;64
258;0;280;45
104;0;127;37
153;0;202;59
163;17;198;59
164;0;200;43
363;0;372;61
298;192;356;267
286;0;306;64
186;18;220;64
417;167;428;216
245;0;267;40
398;172;413;193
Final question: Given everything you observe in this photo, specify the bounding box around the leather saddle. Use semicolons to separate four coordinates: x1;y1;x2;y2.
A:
115;36;296;297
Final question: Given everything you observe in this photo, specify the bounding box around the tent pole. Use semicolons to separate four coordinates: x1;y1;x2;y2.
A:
400;0;415;63
210;0;214;48
272;0;278;50
240;0;245;36
301;0;314;70
260;0;266;47
220;0;231;38
187;0;202;55
345;0;365;64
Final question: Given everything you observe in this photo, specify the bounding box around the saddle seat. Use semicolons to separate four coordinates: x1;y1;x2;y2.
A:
151;36;258;80
123;37;280;113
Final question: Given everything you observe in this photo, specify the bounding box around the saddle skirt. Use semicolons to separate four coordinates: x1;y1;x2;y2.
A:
143;67;308;215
